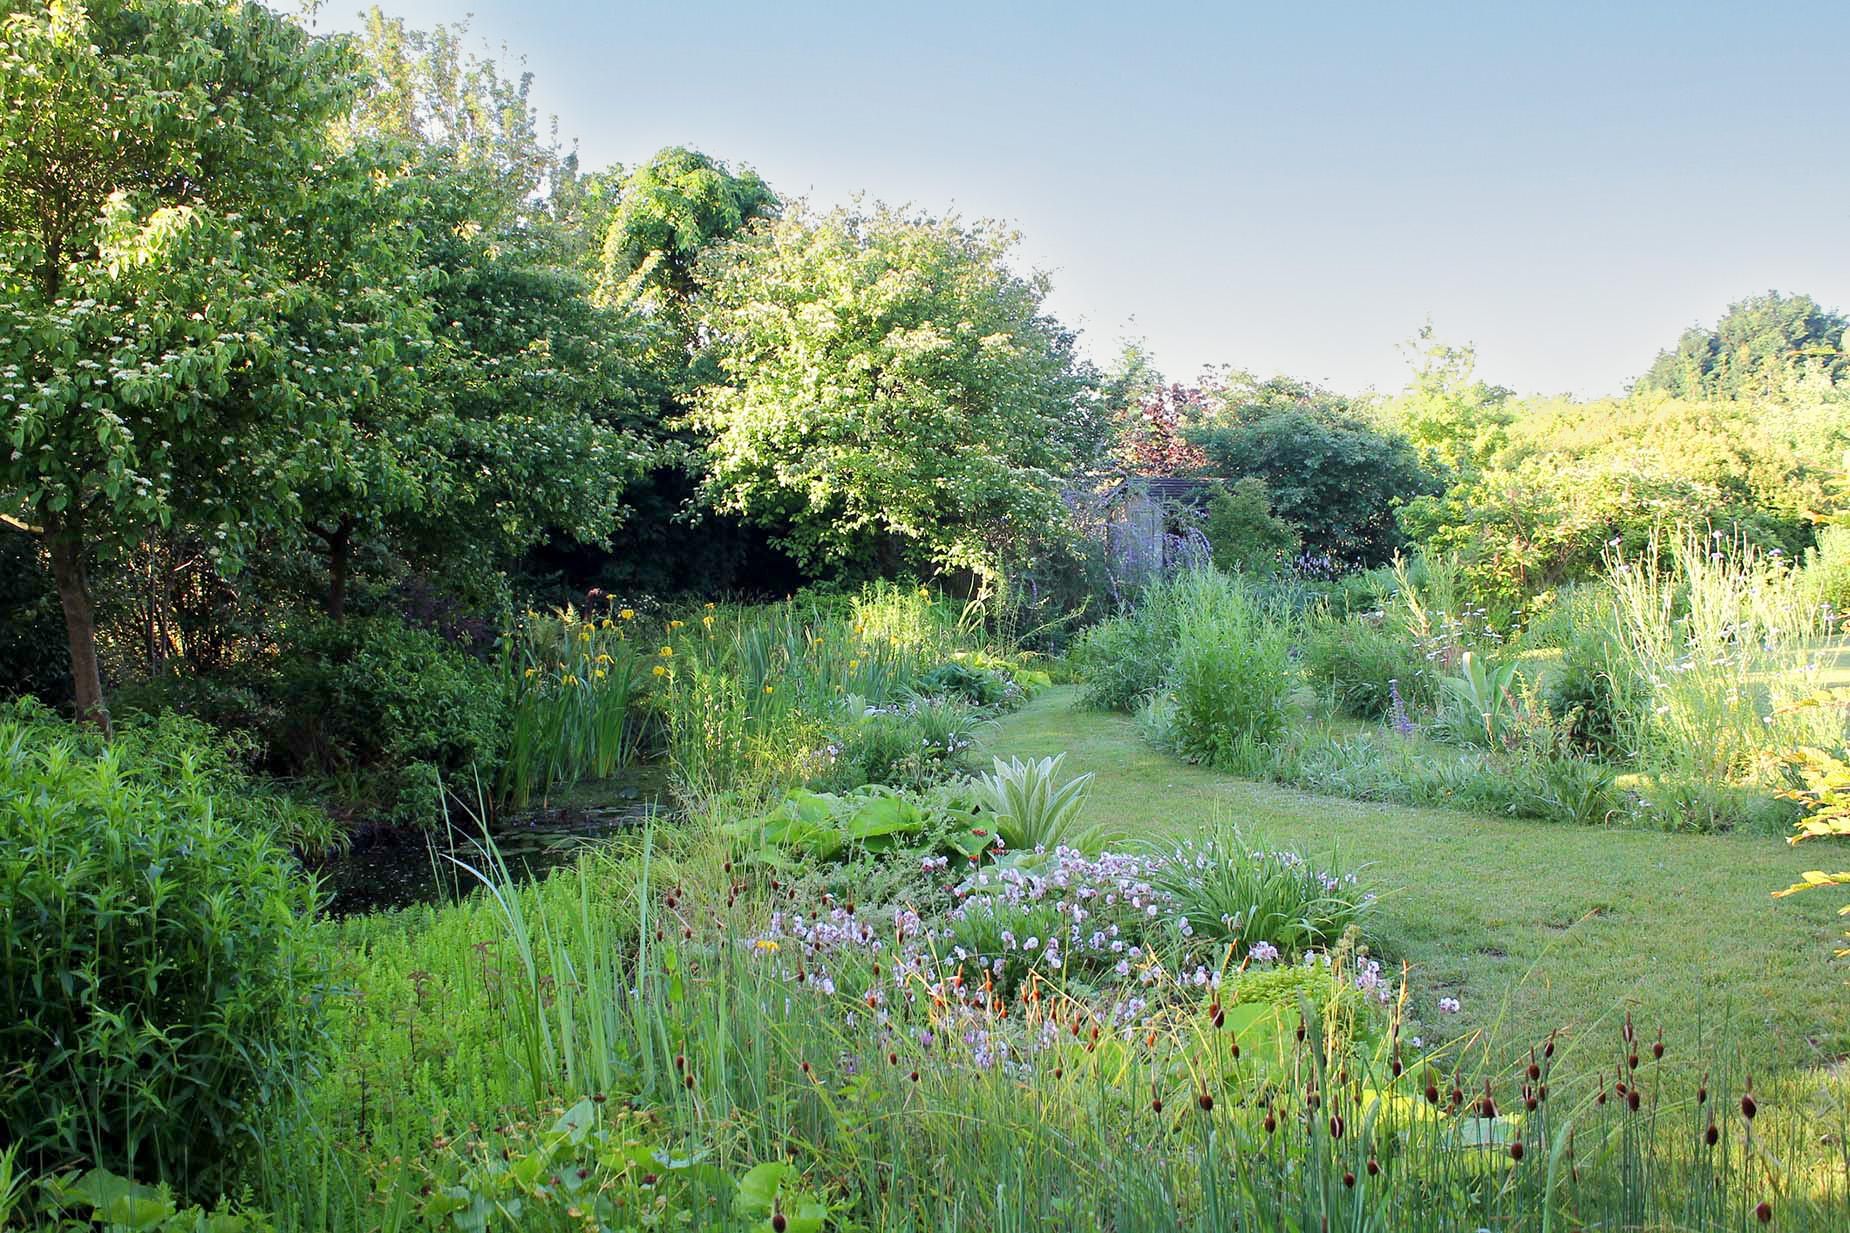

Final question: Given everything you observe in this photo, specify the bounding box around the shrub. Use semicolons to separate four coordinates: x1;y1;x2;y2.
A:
0;700;324;1199
913;659;1016;708
1301;617;1434;720
815;699;981;793
1160;574;1293;768
1069;613;1168;711
1069;573;1203;711
1204;476;1299;575
270;615;510;826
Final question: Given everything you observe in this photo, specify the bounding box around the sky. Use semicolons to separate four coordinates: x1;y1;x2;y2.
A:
311;1;1850;399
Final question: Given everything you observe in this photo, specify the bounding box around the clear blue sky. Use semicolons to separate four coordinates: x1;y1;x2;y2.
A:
311;1;1850;398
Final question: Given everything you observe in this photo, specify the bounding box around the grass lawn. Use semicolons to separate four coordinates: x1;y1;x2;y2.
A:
985;687;1849;1081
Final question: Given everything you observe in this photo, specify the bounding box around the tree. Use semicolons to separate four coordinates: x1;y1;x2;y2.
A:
1638;291;1850;400
690;205;1100;578
1386;325;1514;474
286;9;655;619
1189;373;1433;567
0;0;421;725
1100;344;1210;476
599;147;777;340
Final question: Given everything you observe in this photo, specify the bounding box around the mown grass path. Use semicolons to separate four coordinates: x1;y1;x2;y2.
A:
985;687;1847;1079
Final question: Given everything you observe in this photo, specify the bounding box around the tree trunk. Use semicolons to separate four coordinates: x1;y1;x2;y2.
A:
318;515;355;621
46;522;109;733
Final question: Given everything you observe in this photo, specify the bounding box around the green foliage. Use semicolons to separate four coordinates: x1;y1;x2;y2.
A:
1203;477;1299;575
912;658;1020;709
317;15;657;617
0;0;428;718
1398;397;1823;613
1148;831;1371;959
690;205;1101;578
1070;576;1194;711
1431;651;1525;747
1156;573;1293;768
0;699;324;1198
1384;327;1515;474
33;1167;273;1232
1300;616;1435;721
599;147;777;326
1639;291;1849;401
723;786;937;864
1189;375;1435;567
977;753;1099;852
269;615;508;826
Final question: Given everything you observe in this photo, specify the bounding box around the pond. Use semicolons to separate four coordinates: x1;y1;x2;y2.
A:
309;767;673;915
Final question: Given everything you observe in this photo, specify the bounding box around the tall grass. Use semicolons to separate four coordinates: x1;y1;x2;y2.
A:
1599;531;1844;821
654;584;968;801
495;584;981;810
1138;571;1294;772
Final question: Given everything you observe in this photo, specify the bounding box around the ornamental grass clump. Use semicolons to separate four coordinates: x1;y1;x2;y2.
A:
1601;529;1843;827
1148;829;1373;960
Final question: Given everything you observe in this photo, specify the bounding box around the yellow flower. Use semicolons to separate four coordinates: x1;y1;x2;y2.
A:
917;586;929;597
702;615;714;628
848;659;860;670
579;628;593;641
669;619;685;630
619;609;635;621
658;645;674;658
704;602;717;610
764;685;774;694
652;665;667;678
594;669;607;680
600;619;614;630
754;939;779;952
523;667;538;678
595;653;613;665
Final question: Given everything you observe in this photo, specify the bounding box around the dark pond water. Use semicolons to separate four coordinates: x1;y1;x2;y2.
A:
309;769;672;916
